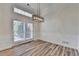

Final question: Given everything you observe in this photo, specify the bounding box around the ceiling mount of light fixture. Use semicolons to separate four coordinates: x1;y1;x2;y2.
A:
27;3;30;6
32;3;44;22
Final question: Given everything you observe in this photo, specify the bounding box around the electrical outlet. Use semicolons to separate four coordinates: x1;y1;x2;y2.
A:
62;41;69;44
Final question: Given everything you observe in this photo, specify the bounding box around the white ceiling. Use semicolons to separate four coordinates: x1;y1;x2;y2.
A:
13;3;79;19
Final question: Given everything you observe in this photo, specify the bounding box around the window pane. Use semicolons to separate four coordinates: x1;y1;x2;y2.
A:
13;21;24;41
13;20;33;42
25;23;33;39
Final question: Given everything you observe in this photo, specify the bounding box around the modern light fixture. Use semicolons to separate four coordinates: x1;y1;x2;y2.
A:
14;7;32;17
32;15;44;22
32;3;44;22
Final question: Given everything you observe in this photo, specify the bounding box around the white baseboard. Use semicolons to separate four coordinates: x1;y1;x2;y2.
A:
0;39;33;51
13;39;33;46
41;39;77;49
0;45;13;51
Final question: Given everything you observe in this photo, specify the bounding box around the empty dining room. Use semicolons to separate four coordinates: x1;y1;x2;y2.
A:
0;3;79;56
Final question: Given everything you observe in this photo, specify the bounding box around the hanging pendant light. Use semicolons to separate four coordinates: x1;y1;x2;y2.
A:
32;3;44;22
32;15;44;22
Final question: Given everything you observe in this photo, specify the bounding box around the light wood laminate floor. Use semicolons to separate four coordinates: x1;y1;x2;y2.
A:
0;40;79;56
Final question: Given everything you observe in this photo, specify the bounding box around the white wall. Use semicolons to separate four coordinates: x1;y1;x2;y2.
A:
77;5;79;51
0;3;39;51
0;4;13;51
33;22;40;40
40;4;79;49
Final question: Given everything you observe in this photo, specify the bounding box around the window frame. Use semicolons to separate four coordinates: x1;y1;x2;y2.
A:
13;19;33;42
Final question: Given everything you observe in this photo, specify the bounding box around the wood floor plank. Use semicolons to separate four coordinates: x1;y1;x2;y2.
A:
45;44;57;56
37;43;52;56
55;46;62;56
50;45;60;56
21;43;48;56
33;43;51;56
69;49;74;56
30;43;49;56
60;47;65;56
0;40;79;56
74;50;79;56
19;41;46;56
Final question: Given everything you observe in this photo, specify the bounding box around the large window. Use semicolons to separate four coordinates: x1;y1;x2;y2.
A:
13;20;33;41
